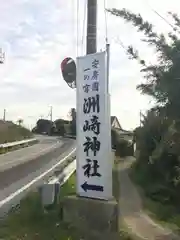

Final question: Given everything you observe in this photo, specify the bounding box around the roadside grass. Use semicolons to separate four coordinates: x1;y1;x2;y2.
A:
0;174;80;240
130;162;180;234
0;123;33;144
113;156;133;240
0;159;132;240
113;155;120;202
0;122;37;155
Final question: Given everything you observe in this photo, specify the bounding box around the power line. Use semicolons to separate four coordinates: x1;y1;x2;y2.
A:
81;0;87;55
151;8;178;33
142;0;180;56
76;0;80;56
115;37;126;50
3;109;6;121
113;0;180;59
71;0;76;57
152;9;175;30
143;0;180;34
103;0;108;43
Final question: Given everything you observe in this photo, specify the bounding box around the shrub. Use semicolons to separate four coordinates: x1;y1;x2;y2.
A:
111;129;118;150
116;138;133;157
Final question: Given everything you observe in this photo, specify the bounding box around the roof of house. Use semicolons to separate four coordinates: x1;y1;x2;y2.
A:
111;116;116;125
115;128;133;135
111;116;122;128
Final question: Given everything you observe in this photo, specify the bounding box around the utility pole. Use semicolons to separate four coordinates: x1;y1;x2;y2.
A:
86;0;97;54
0;48;5;64
1;49;5;122
50;106;53;122
3;109;5;121
65;2;118;239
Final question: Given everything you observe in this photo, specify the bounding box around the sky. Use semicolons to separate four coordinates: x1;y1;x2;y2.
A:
0;0;179;130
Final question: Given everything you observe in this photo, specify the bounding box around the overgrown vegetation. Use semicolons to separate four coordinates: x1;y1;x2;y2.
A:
0;121;32;144
111;129;134;157
0;174;80;240
0;171;132;239
108;8;180;229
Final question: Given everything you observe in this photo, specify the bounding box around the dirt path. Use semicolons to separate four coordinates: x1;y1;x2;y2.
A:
118;157;179;240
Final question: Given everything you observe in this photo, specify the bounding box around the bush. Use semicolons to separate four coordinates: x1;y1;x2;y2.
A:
111;128;134;157
111;129;118;150
116;138;133;157
71;120;76;136
132;110;180;210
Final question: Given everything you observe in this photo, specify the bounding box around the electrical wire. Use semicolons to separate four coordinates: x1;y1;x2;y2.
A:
103;0;108;43
142;0;180;55
152;8;176;31
71;0;76;58
115;37;126;51
76;0;79;57
81;0;87;55
114;1;180;58
143;0;179;33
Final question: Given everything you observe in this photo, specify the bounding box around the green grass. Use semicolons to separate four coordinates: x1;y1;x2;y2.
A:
0;123;33;144
113;162;120;202
130;163;180;234
113;159;133;239
0;166;132;240
0;174;81;240
142;197;180;233
0;122;36;155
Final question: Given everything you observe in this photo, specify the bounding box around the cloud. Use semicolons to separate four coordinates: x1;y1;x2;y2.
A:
0;0;179;129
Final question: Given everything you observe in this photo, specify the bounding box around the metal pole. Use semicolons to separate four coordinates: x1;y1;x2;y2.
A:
3;109;6;121
86;0;97;54
0;48;5;64
106;43;110;93
50;106;53;122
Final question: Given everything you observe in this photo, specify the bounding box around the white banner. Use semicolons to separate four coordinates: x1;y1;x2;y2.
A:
76;51;112;200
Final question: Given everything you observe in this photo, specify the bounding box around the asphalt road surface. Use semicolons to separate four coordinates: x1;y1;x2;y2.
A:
0;135;75;217
0;135;63;171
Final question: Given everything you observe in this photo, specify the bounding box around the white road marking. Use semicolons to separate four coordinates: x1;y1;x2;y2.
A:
0;148;76;208
0;142;62;167
48;160;76;185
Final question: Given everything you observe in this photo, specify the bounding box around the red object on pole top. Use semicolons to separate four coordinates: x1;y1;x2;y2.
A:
61;57;76;88
61;57;70;71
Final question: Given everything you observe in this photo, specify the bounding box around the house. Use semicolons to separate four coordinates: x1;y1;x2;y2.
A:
111;116;122;129
111;116;133;142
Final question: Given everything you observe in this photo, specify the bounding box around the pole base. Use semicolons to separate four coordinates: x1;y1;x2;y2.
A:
63;195;119;240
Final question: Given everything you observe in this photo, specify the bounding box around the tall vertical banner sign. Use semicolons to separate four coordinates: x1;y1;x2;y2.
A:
76;51;112;200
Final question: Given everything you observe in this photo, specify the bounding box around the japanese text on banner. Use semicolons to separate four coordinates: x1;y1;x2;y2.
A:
82;58;102;189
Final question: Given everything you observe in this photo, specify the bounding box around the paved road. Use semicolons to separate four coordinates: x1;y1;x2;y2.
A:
0;135;63;171
0;136;75;217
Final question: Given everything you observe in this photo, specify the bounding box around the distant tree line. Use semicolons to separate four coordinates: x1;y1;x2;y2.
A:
32;108;76;137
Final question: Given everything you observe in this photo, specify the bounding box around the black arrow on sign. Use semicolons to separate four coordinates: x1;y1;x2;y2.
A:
81;181;104;192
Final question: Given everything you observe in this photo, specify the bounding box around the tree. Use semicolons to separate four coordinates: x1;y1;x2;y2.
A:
17;119;23;126
107;8;180;205
70;108;76;136
54;119;65;136
70;108;76;121
36;119;54;135
107;8;180;119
